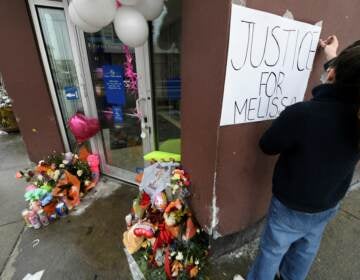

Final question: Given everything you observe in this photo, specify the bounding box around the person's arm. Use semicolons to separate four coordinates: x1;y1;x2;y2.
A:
259;106;300;155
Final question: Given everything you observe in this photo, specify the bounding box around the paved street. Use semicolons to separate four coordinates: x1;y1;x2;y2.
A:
0;133;359;279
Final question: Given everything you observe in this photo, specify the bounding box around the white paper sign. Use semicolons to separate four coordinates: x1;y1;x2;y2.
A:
140;162;173;200
220;5;322;126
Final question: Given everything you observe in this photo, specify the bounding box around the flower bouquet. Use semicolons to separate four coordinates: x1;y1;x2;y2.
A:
16;148;100;229
123;164;209;280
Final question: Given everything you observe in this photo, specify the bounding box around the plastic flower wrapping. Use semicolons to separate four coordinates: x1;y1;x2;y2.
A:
0;78;11;109
0;93;12;109
123;163;209;280
0;77;18;132
17;147;100;229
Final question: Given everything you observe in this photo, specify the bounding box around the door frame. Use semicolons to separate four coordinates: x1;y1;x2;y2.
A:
63;0;155;183
29;0;155;183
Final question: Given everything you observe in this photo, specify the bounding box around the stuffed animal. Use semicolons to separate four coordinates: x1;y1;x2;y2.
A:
87;154;100;184
123;226;144;254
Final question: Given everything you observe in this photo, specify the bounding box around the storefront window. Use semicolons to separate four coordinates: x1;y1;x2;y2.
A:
151;0;182;154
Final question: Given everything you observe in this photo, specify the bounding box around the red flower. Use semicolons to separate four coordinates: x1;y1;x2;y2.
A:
183;179;191;187
152;223;173;252
140;192;151;208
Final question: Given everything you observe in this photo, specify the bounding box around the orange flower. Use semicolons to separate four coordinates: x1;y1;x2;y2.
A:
135;173;143;184
165;199;182;213
78;146;90;162
183;217;197;240
171;260;184;277
190;266;199;278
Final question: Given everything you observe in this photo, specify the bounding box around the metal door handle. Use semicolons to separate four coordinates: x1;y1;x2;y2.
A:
136;97;147;121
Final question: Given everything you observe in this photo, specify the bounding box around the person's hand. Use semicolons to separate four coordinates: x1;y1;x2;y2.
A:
319;35;339;61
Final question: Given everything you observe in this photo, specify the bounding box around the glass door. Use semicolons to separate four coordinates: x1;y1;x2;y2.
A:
150;0;182;154
30;0;154;183
73;21;155;183
28;0;87;152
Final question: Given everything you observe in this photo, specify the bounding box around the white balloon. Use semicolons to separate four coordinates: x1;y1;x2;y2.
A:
135;0;164;21
72;0;117;29
114;7;149;48
119;0;139;6
69;2;101;33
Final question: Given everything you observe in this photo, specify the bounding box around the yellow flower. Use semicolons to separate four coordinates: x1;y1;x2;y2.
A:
47;169;54;177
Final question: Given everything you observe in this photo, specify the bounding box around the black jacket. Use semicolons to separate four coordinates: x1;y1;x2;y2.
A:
260;83;360;213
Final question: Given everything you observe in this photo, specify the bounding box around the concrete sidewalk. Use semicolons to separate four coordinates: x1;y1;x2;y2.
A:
0;134;31;276
0;133;359;279
1;180;137;280
210;187;360;280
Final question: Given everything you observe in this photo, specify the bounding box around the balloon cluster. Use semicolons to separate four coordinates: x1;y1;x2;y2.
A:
69;0;164;47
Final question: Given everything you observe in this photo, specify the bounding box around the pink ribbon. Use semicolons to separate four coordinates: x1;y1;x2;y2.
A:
123;45;138;93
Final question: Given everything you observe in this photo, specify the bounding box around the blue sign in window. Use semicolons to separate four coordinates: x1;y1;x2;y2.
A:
64;86;79;100
103;65;125;106
112;105;123;124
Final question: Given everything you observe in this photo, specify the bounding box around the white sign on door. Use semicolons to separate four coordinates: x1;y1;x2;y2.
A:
220;5;322;126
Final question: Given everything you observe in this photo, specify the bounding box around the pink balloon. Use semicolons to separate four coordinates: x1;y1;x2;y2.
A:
68;113;100;143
